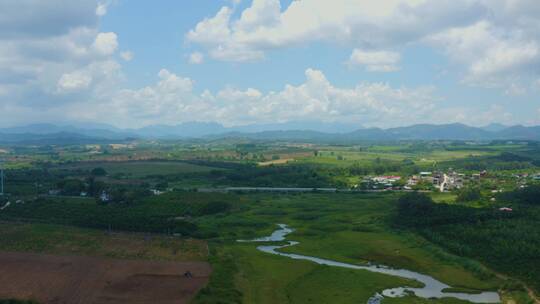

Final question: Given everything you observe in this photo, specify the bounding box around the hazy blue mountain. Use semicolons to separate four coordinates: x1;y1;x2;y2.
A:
217;123;539;142
386;123;492;140
133;122;226;138
481;123;509;132
1;123;68;134
230;121;363;134
220;130;335;141
129;121;362;138
0;132;115;145
344;128;397;141
0;123;134;140
495;125;540;140
2;122;540;143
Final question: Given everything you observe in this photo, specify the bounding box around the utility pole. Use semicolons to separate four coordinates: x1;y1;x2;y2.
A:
0;159;4;196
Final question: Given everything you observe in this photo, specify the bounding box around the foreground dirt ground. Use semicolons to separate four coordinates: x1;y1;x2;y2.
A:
0;252;211;304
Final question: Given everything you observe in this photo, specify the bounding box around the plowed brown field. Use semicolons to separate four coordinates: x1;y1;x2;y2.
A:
0;252;211;304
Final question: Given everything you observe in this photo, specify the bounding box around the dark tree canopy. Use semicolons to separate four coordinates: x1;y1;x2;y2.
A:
90;167;107;176
456;186;482;202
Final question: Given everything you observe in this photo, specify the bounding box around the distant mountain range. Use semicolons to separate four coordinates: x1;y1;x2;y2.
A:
0;122;539;144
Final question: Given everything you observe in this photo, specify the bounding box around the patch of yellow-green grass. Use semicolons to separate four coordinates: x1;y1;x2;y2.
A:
55;160;219;177
384;297;474;304
232;243;426;304
431;192;458;204
500;290;536;304
421;150;495;162
4;162;34;170
442;287;483;294
279;229;501;291
366;145;411;153
246;193;500;292
299;151;406;167
0;222;207;262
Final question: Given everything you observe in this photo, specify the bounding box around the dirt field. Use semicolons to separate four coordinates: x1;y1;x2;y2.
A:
0;252;211;304
258;158;294;166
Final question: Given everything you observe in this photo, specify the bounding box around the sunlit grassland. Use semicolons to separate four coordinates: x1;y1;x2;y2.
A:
0;222;207;261
231;243;426;304
298;151;407;167
54;160;220;178
430;192;458;204
295;145;500;168
194;192;506;303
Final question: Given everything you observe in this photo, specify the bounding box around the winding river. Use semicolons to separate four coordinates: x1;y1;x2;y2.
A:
239;224;501;304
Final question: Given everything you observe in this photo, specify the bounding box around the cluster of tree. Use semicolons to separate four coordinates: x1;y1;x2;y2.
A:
349;163;404;176
395;192;509;228
98;187;153;205
55;177;111;197
0;189;235;236
4;169;53;183
204;164;338;188
440;152;539;171
90;167;107;176
198;201;232;215
495;152;532;162
0;300;39;304
394;191;540;292
498;184;540;205
456;186;482;202
0;196;197;235
51;166;157;204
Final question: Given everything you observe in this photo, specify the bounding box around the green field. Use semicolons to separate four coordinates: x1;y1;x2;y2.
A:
1;140;539;304
54;160;220;178
0;222;207;262
192;192;517;303
1;191;519;303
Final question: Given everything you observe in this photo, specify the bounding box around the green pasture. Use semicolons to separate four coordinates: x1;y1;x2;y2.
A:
193;192;509;303
0;222;207;261
55;161;219;177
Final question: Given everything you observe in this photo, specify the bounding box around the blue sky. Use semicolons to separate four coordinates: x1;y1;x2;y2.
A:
0;0;539;128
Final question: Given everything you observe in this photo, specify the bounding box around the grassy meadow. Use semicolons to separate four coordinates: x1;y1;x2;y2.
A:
1;140;538;303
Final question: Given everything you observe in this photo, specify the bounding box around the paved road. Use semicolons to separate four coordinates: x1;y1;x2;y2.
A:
440;174;449;192
197;187;431;193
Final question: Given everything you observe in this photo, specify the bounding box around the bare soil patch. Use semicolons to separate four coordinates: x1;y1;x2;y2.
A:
258;158;294;166
0;252;211;304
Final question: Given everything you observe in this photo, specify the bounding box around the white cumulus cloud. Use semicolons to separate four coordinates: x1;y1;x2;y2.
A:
187;0;540;90
120;51;134;61
189;52;204;64
57;71;93;92
0;1;125;112
429;21;540;88
96;2;108;16
80;68;440;128
93;32;118;55
348;49;401;72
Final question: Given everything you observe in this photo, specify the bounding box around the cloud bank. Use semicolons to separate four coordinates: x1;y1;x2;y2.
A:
0;0;537;128
187;0;540;89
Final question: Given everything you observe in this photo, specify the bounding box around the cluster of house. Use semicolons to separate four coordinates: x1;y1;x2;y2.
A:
512;173;540;181
406;171;462;191
98;188;164;203
0;199;24;211
362;169;490;191
406;170;490;191
370;176;402;188
100;191;111;203
48;187;165;203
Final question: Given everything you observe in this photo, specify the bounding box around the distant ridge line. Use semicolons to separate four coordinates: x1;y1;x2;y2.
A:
0;122;539;142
